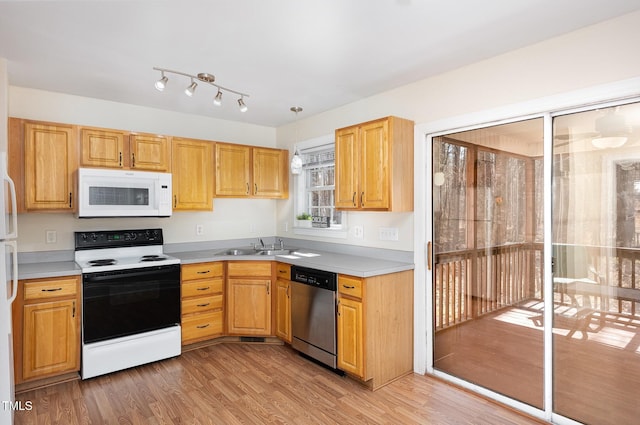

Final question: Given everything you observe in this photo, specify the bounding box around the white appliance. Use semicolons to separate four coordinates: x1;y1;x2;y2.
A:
0;152;18;424
77;168;172;218
75;229;181;379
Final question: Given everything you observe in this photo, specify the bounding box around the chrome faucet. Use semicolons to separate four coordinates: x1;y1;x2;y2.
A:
278;238;284;249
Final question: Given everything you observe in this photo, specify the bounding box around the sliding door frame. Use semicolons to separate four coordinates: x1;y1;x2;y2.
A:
415;77;640;424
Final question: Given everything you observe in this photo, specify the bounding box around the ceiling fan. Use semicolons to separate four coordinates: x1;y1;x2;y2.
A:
554;107;640;149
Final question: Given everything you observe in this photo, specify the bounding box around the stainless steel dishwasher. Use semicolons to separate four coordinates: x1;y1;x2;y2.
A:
290;265;338;369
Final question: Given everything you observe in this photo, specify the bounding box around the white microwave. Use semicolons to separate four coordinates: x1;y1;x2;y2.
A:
78;168;172;218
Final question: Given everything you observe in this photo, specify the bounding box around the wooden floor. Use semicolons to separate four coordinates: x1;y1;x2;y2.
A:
14;343;544;425
435;299;640;425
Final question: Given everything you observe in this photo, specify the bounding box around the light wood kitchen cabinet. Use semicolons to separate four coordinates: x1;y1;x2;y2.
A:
226;261;273;336
79;128;170;171
215;143;251;196
79;127;126;168
335;116;413;211
12;275;81;385
215;143;288;199
171;138;214;211
181;262;225;345
253;147;288;198
336;270;413;390
130;133;171;171
23;122;77;211
275;263;292;343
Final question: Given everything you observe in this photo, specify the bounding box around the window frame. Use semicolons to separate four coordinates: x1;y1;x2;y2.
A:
293;134;347;239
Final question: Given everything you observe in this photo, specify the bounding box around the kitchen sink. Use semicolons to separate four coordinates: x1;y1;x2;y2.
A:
219;248;259;256
257;249;292;256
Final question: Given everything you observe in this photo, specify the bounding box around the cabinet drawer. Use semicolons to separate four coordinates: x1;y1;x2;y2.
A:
181;262;223;281
227;261;272;277
182;311;224;342
276;263;291;280
24;277;78;301
182;278;224;298
338;275;363;299
182;294;223;315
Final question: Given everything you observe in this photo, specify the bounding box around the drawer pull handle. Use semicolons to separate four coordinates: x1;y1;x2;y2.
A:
197;270;211;274
196;324;210;329
197;303;211;307
42;287;63;292
343;285;356;289
197;286;210;291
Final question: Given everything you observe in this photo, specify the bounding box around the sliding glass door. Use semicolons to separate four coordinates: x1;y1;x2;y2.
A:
432;118;545;408
552;102;640;425
430;101;640;423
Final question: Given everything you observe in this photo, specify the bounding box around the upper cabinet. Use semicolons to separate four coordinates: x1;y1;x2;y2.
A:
79;127;170;172
129;134;171;172
79;127;125;168
253;148;288;199
335;116;413;211
171;138;214;211
215;143;288;199
17;121;77;212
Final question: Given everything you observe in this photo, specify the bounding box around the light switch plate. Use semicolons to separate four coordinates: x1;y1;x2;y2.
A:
46;230;57;244
379;227;399;241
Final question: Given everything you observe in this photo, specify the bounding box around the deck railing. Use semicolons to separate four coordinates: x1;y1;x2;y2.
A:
434;243;640;330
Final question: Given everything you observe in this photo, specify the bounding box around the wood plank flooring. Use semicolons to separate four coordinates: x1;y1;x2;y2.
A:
14;343;544;424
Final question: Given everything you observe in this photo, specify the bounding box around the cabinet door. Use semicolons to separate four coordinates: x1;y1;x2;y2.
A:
80;128;125;168
227;278;271;335
22;299;79;380
335;125;360;209
337;296;364;378
215;143;251;197
24;123;76;211
360;119;389;209
253;148;288;198
172;138;214;211
275;278;291;343
130;134;170;171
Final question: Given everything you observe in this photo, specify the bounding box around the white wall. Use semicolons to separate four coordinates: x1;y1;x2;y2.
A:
9;87;278;252
276;10;640;252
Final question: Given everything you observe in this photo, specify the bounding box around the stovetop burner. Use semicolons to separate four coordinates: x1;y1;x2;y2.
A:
140;255;167;262
88;259;117;266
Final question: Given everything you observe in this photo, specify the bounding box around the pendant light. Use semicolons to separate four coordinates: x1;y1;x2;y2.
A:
290;106;303;175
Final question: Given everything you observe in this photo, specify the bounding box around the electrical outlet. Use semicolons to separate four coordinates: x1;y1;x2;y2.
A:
353;225;364;239
379;227;399;241
46;230;57;244
283;222;289;232
196;224;204;236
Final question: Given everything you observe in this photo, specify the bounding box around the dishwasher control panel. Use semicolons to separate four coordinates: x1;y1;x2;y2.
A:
291;265;337;291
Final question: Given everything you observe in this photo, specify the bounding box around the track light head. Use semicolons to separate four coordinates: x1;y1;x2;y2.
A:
185;79;197;97
238;97;248;112
155;73;168;91
213;90;223;106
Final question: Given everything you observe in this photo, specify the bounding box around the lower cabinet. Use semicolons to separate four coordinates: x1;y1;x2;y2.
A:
12;275;81;385
227;261;273;336
180;262;225;345
275;263;292;343
337;270;414;390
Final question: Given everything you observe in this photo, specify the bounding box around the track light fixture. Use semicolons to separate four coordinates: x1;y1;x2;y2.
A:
153;67;249;112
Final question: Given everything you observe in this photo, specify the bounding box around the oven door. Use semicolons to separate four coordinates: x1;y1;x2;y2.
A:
82;264;180;344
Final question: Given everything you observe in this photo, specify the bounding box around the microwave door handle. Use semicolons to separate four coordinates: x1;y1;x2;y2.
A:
7;240;18;305
3;171;18;239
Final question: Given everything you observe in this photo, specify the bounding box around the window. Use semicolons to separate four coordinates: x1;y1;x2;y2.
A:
294;135;345;236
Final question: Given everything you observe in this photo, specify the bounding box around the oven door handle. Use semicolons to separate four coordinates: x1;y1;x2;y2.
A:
84;268;171;283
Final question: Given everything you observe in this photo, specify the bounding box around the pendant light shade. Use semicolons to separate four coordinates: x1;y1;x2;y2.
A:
290;106;303;175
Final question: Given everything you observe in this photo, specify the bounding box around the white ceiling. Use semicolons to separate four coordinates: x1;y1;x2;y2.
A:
1;0;639;127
